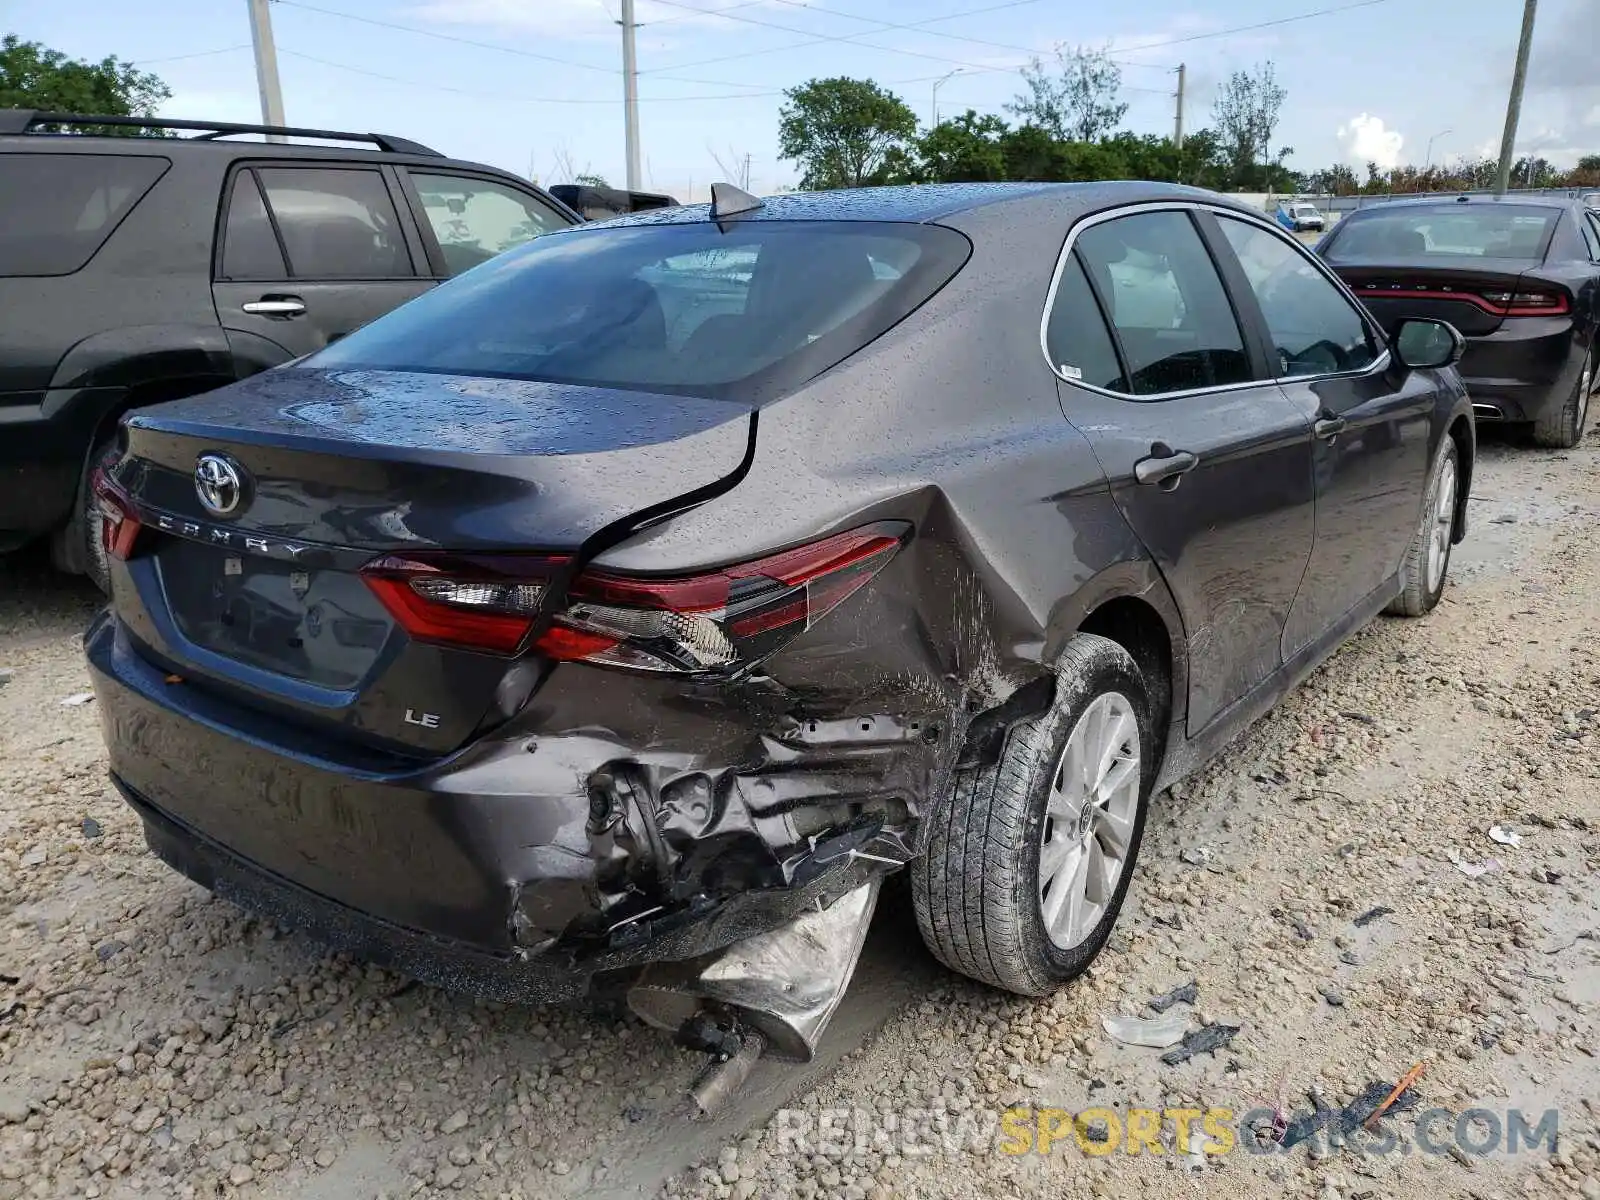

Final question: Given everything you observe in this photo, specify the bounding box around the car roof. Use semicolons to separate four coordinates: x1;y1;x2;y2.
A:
591;180;1256;227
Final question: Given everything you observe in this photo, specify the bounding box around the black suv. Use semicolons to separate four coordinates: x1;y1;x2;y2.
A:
0;111;579;587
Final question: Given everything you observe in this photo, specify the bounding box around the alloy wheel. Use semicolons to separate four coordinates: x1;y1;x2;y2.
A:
1037;692;1141;949
1425;454;1457;595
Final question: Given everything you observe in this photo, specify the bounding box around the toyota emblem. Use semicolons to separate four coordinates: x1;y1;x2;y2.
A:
195;454;247;518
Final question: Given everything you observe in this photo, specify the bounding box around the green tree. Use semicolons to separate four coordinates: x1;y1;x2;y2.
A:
1211;62;1289;187
915;110;1008;182
1006;44;1128;143
0;35;171;134
778;77;918;190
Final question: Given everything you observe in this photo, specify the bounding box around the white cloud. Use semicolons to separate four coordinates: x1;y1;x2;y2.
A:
1337;113;1403;170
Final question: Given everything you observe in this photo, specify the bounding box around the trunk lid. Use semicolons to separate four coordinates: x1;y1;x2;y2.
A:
110;366;753;753
1328;257;1535;338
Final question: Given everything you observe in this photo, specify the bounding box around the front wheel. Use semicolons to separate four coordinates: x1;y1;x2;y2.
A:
1387;436;1459;617
912;634;1156;997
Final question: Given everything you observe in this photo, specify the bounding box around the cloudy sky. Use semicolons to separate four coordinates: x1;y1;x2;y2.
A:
9;0;1597;198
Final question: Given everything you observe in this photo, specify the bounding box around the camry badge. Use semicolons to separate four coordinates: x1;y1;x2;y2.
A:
195;454;247;518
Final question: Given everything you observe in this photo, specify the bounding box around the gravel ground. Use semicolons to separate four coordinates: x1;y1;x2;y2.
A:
2;431;1598;1200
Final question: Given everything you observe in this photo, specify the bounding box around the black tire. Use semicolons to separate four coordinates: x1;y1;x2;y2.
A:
1386;435;1459;617
911;634;1156;997
49;434;115;594
1530;348;1593;449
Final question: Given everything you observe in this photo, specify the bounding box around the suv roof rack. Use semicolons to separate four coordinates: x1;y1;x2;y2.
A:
0;110;441;156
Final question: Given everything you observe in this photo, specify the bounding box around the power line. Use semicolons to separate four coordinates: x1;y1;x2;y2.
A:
130;44;253;66
277;46;784;103
1110;0;1396;54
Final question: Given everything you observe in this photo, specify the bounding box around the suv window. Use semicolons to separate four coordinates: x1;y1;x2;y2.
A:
409;172;568;277
220;170;288;280
1045;253;1126;391
1217;216;1380;377
0;153;168;277
255;167;414;279
1072;211;1253;396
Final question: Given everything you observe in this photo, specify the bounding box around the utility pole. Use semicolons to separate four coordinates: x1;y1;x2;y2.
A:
1172;63;1186;148
619;0;642;191
742;151;752;191
1494;0;1537;197
931;69;961;128
246;0;287;140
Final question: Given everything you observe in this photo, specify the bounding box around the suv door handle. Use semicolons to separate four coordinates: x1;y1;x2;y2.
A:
1134;446;1199;488
242;296;306;318
1314;414;1347;441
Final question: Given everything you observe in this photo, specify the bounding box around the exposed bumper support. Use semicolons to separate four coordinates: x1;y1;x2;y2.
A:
626;877;882;1061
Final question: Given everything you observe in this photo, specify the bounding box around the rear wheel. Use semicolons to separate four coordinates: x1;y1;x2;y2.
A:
49;434;116;594
1387;436;1458;617
1530;349;1593;449
912;634;1155;996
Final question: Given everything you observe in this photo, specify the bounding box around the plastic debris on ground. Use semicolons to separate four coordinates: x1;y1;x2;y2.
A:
1487;824;1522;847
1148;980;1198;1013
1101;1012;1189;1049
1447;848;1502;878
1160;1023;1240;1066
1351;906;1393;928
59;692;94;707
1279;1076;1424;1149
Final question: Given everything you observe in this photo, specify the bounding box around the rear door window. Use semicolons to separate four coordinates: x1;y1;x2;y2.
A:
0;153;168;276
1045;254;1126;391
306;221;971;402
255;167;414;279
1580;212;1600;262
219;170;288;280
1071;210;1254;396
407;172;569;277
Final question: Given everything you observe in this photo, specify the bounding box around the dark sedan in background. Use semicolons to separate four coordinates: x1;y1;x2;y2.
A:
86;181;1472;1062
1317;195;1600;447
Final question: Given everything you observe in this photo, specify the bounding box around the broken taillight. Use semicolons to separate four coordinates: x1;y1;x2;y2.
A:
359;523;908;669
361;554;568;655
91;467;142;561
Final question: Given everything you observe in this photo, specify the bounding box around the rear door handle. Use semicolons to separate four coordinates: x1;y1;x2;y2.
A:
1134;446;1199;487
1314;415;1347;440
242;296;307;318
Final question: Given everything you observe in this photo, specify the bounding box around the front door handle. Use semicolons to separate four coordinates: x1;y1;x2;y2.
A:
1134;446;1199;488
242;296;307;318
1314;415;1347;441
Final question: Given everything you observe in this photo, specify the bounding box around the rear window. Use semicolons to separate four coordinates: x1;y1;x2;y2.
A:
1324;204;1557;261
0;153;168;276
306;220;970;400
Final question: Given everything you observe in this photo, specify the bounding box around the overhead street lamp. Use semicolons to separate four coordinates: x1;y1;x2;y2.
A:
931;69;962;128
1424;128;1452;170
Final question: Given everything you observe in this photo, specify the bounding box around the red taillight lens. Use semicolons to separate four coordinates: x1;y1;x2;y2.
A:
534;522;908;674
361;554;568;655
1477;289;1570;316
358;524;908;669
91;467;142;561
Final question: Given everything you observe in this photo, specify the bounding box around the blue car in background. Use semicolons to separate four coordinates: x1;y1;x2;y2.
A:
1276;200;1327;233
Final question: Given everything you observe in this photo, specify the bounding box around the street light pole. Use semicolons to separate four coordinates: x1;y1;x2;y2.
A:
1494;0;1537;197
1423;128;1452;170
620;0;642;191
931;69;961;128
246;0;287;141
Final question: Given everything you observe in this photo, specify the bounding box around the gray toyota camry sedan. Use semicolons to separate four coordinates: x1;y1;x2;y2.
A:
86;181;1473;1062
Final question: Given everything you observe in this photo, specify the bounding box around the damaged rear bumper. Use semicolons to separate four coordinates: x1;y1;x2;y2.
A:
87;611;947;1008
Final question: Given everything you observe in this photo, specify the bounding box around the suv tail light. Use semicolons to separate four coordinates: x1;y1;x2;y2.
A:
91;467;142;560
359;523;908;670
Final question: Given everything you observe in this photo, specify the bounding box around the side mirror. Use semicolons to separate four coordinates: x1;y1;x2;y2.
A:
1393;317;1464;370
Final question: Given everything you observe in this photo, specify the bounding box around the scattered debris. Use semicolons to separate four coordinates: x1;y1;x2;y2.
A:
1352;906;1393;928
1447;848;1502;878
1291;918;1315;941
81;817;102;839
1181;1120;1207;1171
1339;711;1376;726
1178;847;1212;867
95;941;126;963
58;692;94;707
1364;1062;1426;1130
1320;986;1345;1008
1147;981;1198;1013
1338;951;1359;966
1160;1024;1239;1066
1101;1012;1188;1049
1280;1078;1423;1149
1487;824;1521;847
